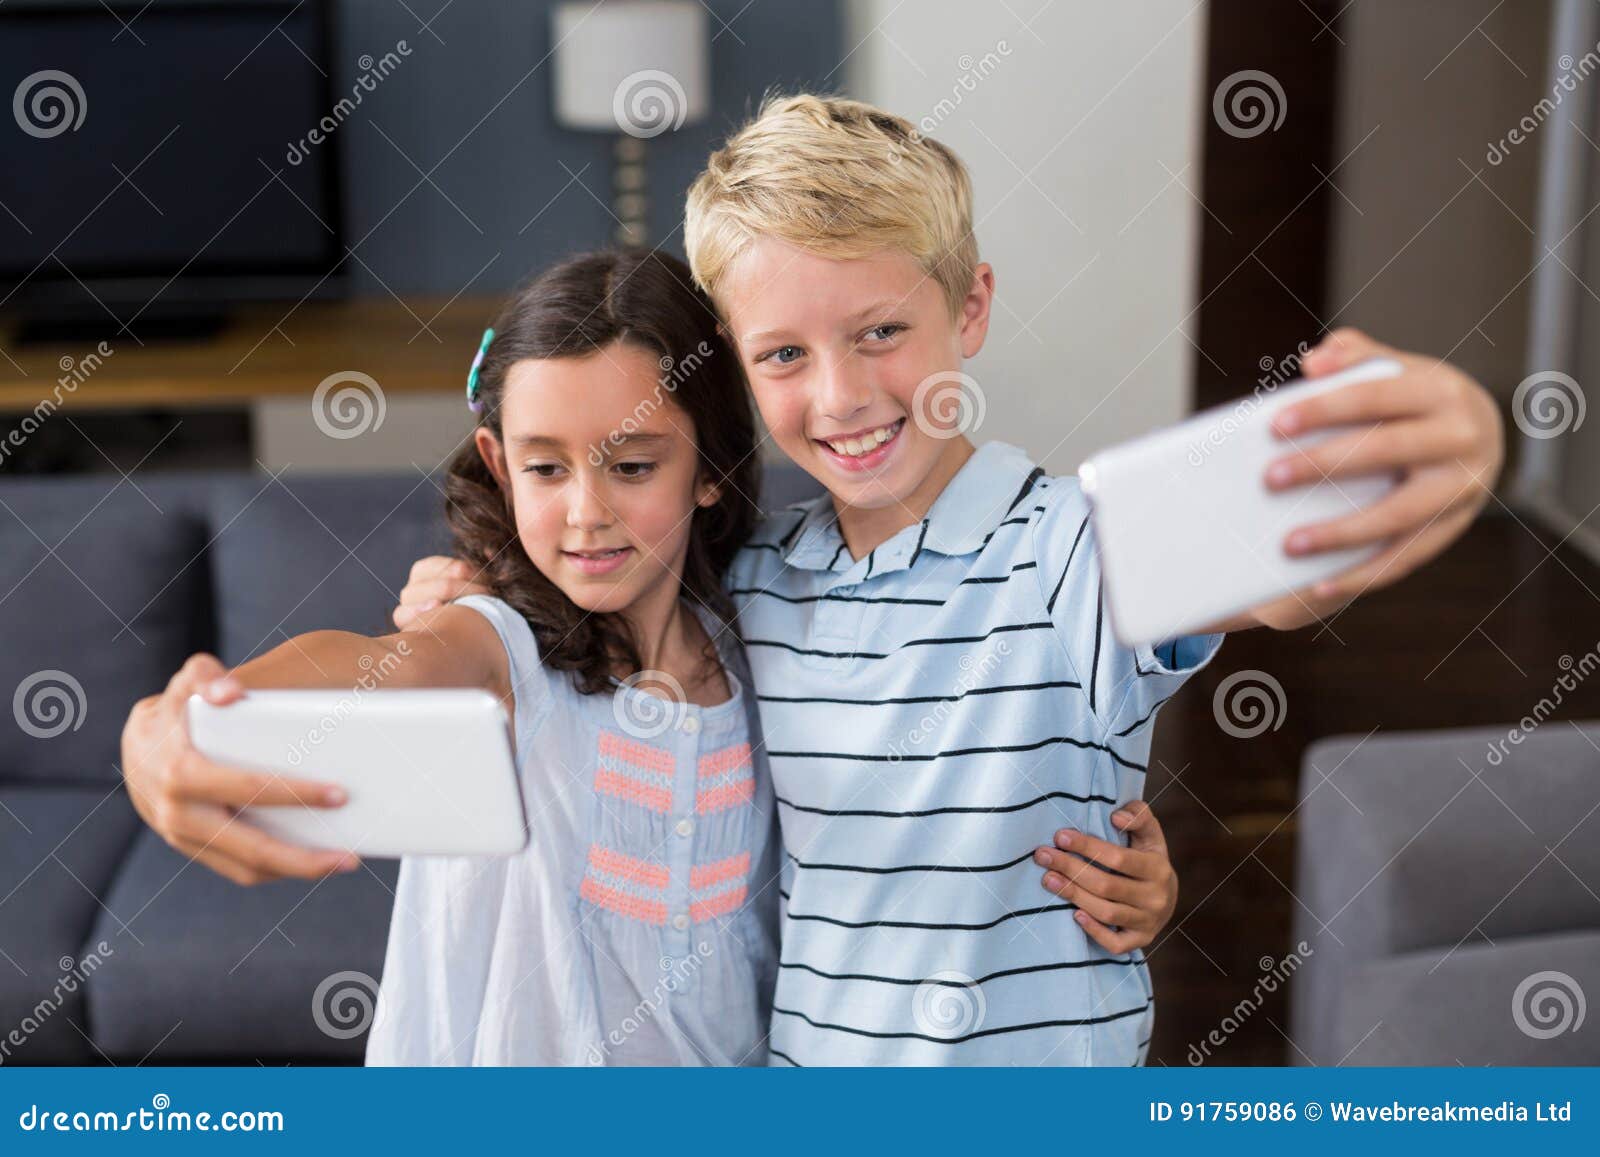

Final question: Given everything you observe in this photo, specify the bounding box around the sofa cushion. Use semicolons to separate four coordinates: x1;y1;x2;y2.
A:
0;785;142;1063
1334;930;1600;1065
207;473;451;664
87;828;399;1061
0;477;208;786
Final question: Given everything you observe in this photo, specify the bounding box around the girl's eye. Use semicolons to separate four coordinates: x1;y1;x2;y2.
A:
522;463;563;479
613;460;656;479
863;323;905;343
758;344;804;366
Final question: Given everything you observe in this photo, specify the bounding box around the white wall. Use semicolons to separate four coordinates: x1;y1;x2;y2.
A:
843;0;1209;474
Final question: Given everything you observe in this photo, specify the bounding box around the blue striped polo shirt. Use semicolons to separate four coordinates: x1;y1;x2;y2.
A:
726;439;1225;1065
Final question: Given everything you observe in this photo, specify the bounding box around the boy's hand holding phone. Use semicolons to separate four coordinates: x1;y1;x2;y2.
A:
1240;327;1504;629
1081;328;1505;644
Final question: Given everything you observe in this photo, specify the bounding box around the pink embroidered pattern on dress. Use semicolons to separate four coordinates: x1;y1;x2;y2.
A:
581;844;669;926
695;741;754;815
689;849;750;923
595;730;675;813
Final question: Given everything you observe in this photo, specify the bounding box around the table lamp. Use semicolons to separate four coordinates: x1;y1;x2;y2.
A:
552;0;710;247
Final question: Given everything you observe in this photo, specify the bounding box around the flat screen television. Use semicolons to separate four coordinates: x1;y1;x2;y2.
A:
0;0;345;341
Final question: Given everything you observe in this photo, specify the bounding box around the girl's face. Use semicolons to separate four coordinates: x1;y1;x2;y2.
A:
475;341;720;617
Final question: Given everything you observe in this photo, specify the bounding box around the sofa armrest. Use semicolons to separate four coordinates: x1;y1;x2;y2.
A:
1289;721;1600;1064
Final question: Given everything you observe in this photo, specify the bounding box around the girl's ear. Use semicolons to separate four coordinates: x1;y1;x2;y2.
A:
474;427;510;490
695;473;723;510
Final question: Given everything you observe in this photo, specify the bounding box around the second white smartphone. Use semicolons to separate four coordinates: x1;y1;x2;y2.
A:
1077;356;1404;648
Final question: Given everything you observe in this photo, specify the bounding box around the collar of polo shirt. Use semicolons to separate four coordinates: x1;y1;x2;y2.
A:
781;441;1042;573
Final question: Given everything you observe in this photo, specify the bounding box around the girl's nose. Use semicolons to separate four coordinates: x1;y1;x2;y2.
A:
566;479;612;530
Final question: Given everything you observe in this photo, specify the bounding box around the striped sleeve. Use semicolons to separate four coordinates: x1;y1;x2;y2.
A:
1032;476;1225;736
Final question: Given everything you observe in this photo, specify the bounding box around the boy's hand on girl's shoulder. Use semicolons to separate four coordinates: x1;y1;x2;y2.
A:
394;556;493;630
1034;800;1178;955
1241;327;1505;631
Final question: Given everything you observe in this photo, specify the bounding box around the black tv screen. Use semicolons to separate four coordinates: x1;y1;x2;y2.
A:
0;0;343;320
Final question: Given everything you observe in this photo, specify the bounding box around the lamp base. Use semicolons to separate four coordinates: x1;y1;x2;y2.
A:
613;135;649;248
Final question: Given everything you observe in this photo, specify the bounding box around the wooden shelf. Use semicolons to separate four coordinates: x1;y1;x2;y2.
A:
0;296;500;412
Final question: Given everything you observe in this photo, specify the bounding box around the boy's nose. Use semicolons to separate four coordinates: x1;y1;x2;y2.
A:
816;358;872;421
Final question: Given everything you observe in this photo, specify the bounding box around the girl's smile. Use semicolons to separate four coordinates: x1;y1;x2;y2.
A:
562;545;636;576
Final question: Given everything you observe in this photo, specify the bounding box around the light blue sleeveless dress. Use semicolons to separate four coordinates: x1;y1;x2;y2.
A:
365;594;780;1065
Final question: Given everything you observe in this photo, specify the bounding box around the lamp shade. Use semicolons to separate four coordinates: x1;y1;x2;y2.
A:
552;1;710;137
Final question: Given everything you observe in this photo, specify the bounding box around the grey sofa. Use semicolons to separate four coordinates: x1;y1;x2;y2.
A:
0;464;820;1064
1291;724;1600;1065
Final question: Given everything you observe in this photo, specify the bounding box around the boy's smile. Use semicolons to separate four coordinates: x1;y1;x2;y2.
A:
720;238;996;555
815;416;906;471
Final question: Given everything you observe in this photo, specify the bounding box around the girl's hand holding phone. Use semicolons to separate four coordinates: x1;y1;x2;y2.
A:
120;654;359;886
1034;800;1179;955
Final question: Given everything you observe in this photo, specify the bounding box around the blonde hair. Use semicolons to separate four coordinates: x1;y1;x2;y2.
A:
684;93;979;318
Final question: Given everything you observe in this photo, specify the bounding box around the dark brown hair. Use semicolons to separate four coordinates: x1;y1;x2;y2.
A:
445;249;759;695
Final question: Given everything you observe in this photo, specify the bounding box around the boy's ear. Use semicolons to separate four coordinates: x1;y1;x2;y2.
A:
957;262;996;359
474;427;510;490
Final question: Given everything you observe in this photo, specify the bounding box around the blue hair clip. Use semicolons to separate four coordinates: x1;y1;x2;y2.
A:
466;326;495;413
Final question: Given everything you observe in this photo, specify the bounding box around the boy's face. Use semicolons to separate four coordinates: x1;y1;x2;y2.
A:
719;238;993;520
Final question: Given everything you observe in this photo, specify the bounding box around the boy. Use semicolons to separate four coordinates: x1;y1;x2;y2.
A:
658;94;1502;1064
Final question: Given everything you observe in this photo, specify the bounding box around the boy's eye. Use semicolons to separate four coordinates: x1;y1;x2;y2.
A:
863;323;906;343
757;344;804;366
613;460;656;479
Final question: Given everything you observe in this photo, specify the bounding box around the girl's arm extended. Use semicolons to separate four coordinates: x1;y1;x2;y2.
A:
120;605;508;887
229;605;510;703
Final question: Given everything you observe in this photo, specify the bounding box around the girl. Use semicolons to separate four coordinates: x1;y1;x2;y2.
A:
121;248;1184;1065
131;250;779;1065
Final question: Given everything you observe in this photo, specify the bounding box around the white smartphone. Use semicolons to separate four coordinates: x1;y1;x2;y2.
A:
187;688;528;857
1076;356;1405;648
